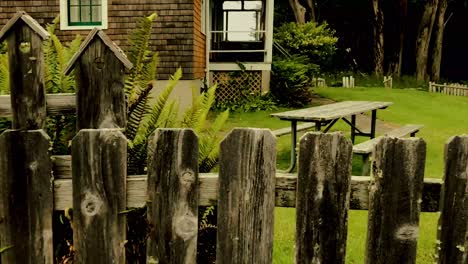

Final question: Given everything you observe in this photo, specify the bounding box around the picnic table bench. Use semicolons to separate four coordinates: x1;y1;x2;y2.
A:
271;101;393;172
353;124;424;175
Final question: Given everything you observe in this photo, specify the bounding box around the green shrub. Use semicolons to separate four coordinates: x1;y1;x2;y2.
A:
274;22;338;71
271;55;316;107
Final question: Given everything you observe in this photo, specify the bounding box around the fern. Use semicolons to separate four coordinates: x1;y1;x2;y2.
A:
44;17;82;93
125;13;158;103
0;53;9;95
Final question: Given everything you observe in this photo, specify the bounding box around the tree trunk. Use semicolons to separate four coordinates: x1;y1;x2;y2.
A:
429;0;448;82
372;0;385;76
304;0;316;22
415;0;439;82
386;0;407;77
289;0;306;24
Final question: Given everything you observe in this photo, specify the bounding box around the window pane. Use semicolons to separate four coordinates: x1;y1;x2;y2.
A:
69;0;79;6
244;1;262;10
227;11;257;41
92;5;101;22
69;6;80;22
91;0;101;5
223;1;241;10
80;5;91;22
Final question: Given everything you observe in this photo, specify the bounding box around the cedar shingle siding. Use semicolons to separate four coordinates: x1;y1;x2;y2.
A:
0;0;206;80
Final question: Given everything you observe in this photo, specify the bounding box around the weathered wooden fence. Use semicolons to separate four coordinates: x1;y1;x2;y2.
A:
0;12;467;264
383;75;393;88
429;81;468;96
343;75;355;88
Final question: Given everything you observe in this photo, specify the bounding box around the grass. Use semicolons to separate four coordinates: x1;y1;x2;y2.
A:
216;87;467;263
315;87;468;178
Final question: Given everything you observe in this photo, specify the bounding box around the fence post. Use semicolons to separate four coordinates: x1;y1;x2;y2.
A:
436;136;468;263
216;128;276;264
64;28;130;129
0;12;53;264
365;137;426;264
146;129;199;263
0;11;50;129
65;29;132;263
295;132;352;264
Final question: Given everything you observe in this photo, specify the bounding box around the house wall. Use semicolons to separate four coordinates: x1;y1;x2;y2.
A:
193;0;206;79
0;0;207;81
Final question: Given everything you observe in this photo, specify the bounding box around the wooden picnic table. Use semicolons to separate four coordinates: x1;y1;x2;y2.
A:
271;101;393;172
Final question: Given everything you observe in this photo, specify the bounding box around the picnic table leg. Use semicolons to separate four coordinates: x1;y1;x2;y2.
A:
285;120;297;173
351;115;356;143
315;121;321;131
370;110;377;138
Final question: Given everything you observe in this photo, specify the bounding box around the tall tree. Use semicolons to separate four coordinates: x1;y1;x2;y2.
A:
372;0;385;76
289;0;316;24
429;0;448;82
386;0;408;77
415;0;439;82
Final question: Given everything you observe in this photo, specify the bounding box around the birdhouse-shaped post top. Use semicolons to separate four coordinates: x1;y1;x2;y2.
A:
0;11;50;130
64;28;132;130
0;11;50;43
64;28;133;75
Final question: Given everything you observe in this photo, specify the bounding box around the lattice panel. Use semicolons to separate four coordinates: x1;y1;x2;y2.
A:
211;71;262;103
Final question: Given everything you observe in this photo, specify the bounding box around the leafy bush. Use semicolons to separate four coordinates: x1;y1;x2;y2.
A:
274;22;338;71
271;55;316;107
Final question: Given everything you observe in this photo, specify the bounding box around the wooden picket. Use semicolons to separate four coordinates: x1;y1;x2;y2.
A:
0;12;467;264
429;81;468;97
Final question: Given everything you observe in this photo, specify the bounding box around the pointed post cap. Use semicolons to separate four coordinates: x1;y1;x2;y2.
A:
0;11;50;43
64;28;133;75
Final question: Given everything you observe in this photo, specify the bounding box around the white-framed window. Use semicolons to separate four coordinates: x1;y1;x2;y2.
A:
60;0;108;30
222;0;263;41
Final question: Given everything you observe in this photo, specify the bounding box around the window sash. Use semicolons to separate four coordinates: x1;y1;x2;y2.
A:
68;0;102;26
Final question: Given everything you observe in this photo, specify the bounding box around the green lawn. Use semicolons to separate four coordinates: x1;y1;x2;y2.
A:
216;87;467;263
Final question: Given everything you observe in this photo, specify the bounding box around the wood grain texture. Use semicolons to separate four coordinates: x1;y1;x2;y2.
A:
0;130;53;264
71;129;127;263
0;94;76;117
50;155;442;212
436;135;468;263
73;37;126;129
146;129;199;264
216;128;276;264
64;29;132;75
295;132;352;264
0;11;49;43
6;23;47;129
365;137;426;264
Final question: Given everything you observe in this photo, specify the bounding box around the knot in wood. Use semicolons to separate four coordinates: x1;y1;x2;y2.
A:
29;161;38;171
94;57;105;70
19;42;31;53
395;224;419;242
180;171;195;185
81;193;103;217
175;214;197;241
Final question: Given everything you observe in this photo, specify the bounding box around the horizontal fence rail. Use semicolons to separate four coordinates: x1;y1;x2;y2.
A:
429;82;468;96
0;94;76;117
52;155;443;212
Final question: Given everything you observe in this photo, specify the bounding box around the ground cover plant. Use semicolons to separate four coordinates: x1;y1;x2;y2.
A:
218;86;467;263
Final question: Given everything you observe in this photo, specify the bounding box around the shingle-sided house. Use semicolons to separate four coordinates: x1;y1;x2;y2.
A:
0;0;274;103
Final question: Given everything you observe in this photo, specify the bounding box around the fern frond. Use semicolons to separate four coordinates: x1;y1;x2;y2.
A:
142;68;182;135
194;84;217;131
0;53;9;95
155;100;179;129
